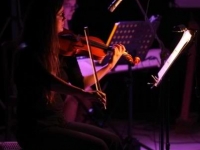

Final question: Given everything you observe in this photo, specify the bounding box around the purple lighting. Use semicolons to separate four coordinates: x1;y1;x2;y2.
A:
175;0;200;8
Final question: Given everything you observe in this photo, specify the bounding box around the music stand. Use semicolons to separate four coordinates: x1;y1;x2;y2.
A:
150;28;196;150
151;29;195;87
106;16;160;63
106;17;160;150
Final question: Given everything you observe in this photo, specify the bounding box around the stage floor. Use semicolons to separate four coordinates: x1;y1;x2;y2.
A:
104;119;200;150
0;118;200;150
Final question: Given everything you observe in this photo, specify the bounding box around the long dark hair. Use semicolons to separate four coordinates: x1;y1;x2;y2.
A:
22;0;63;75
21;0;64;102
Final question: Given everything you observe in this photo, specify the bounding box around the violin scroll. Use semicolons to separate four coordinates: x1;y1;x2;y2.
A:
123;52;140;65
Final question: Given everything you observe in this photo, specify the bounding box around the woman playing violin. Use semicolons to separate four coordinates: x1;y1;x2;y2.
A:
13;0;123;149
61;0;128;123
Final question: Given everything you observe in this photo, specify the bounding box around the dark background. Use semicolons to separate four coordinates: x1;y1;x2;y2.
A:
1;0;200;130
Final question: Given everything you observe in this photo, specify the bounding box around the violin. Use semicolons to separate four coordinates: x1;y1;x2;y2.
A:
59;29;140;65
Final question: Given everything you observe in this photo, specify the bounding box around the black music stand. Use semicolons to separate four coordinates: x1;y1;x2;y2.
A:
106;16;160;63
105;17;160;150
150;28;196;150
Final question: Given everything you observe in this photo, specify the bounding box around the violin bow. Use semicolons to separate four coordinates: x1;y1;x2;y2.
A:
83;27;106;109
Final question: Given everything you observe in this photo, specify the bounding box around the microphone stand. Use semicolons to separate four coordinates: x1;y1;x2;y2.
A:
134;0;170;150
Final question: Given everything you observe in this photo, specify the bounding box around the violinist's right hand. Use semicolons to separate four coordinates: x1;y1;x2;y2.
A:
78;90;107;109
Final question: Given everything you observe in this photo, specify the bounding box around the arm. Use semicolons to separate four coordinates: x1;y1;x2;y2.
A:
49;74;106;107
33;53;105;101
83;44;126;88
14;47;105;103
43;64;105;101
49;72;85;96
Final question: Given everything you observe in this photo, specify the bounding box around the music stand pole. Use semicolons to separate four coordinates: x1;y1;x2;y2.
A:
123;63;133;150
123;62;153;150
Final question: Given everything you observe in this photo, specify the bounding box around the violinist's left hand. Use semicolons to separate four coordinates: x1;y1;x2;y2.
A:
82;44;127;90
108;44;126;69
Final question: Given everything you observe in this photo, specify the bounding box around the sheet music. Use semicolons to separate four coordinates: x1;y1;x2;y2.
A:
105;17;160;61
153;29;193;87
